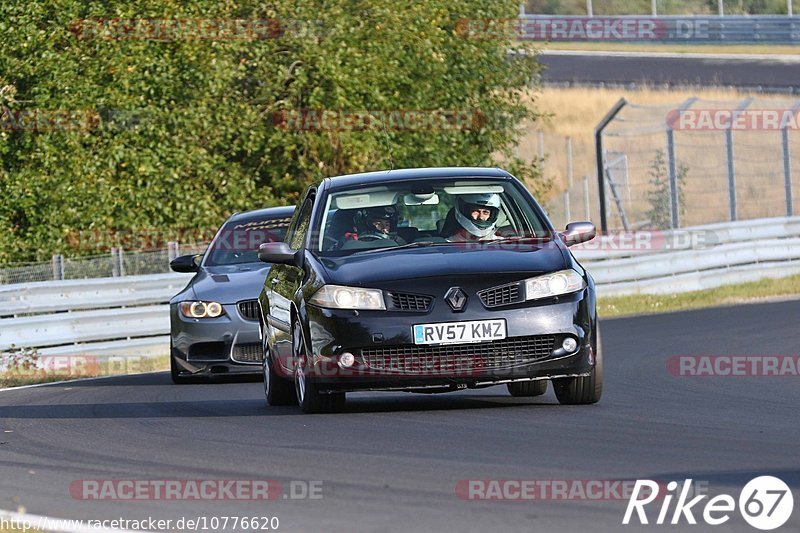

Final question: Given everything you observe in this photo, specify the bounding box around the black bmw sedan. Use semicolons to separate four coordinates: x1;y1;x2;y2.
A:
257;168;600;413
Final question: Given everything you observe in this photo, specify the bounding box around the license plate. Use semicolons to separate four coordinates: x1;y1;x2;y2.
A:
413;319;507;345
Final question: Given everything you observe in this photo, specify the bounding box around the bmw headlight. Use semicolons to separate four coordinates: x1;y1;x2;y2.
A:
524;270;585;301
309;285;386;310
179;301;225;318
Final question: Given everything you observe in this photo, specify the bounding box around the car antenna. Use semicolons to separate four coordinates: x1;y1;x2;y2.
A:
380;117;394;171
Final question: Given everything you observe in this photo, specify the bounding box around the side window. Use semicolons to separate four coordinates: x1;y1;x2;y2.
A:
287;195;314;249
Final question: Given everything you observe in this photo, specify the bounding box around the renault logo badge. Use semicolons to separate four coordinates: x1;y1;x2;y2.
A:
445;287;467;312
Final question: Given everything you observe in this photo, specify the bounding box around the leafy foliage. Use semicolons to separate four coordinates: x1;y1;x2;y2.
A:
0;0;543;261
645;149;688;229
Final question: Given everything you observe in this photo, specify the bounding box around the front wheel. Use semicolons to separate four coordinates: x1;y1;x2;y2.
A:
262;322;297;406
553;327;603;405
293;322;345;414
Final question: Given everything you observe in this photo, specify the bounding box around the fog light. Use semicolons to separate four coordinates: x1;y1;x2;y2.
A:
339;352;355;368
562;337;578;353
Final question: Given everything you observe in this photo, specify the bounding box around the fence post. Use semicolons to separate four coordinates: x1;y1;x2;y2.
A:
111;248;120;277
725;98;753;222
564;190;571;223
566;136;574;188
666;129;679;229
51;254;64;281
652;0;658;16
789;0;793;16
783;124;794;216
595;98;627;232
117;247;125;277
586;0;593;16
718;0;724;15
168;241;180;262
583;176;591;221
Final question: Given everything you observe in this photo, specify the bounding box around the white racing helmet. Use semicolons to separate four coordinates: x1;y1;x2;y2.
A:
455;193;501;238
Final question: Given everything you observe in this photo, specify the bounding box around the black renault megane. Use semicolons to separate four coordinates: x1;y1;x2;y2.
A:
257;167;601;413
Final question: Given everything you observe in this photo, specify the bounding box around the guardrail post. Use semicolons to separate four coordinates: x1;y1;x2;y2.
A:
564;190;571;223
652;0;658;16
586;0;593;16
789;0;794;16
51;254;64;281
718;0;724;15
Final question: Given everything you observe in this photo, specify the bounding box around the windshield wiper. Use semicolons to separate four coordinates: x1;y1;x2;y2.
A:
354;240;455;255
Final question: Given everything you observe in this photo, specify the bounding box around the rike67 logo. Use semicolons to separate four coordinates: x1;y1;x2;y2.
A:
624;477;794;530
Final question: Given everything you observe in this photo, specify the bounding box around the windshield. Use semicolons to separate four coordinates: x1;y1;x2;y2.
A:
204;214;291;266
315;178;549;256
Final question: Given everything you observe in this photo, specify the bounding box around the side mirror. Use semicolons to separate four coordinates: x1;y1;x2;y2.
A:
170;254;201;273
561;222;596;247
259;242;301;266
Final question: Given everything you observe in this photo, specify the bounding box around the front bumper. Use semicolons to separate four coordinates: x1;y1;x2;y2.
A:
170;303;263;376
293;289;596;393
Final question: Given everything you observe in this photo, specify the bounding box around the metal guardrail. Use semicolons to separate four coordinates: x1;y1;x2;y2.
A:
519;15;800;43
0;217;798;355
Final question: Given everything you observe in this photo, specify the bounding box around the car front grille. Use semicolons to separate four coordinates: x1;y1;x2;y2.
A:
237;300;260;321
360;335;555;374
232;343;262;363
478;282;523;308
389;292;433;312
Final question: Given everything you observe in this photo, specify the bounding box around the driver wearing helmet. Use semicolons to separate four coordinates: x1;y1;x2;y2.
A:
350;205;406;244
441;193;501;241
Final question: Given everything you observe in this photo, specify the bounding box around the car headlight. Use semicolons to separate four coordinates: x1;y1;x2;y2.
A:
309;285;386;310
179;301;225;318
524;269;585;301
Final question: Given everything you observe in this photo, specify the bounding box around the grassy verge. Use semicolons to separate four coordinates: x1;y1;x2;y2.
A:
540;42;800;55
0;354;169;389
598;273;800;317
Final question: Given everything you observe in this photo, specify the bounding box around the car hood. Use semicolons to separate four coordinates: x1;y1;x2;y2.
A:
317;244;567;286
185;264;271;304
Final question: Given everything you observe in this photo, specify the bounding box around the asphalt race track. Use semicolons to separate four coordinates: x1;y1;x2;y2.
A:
539;51;800;92
0;300;798;532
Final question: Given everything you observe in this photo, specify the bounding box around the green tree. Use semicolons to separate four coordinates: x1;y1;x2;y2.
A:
646;149;688;229
0;0;544;262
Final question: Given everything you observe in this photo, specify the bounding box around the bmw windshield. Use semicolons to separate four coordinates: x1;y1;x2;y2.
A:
315;178;552;256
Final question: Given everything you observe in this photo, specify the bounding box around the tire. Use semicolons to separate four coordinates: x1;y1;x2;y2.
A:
261;322;297;406
507;380;548;397
293;321;345;414
553;327;603;405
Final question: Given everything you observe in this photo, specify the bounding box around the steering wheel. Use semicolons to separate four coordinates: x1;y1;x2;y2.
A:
358;234;385;242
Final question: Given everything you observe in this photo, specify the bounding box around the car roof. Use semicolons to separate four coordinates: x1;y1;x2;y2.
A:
227;205;295;224
322;167;512;191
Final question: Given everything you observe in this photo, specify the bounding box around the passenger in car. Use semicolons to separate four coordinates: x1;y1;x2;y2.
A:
440;193;502;242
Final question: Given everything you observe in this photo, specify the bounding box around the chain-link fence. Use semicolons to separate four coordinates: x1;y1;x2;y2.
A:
0;243;209;285
602;98;800;230
541;98;800;231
